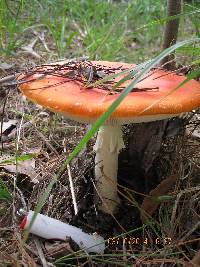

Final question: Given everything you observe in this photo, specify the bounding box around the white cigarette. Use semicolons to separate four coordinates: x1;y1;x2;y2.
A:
20;210;105;254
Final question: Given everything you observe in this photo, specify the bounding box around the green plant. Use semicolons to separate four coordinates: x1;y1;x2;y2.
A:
0;0;24;55
0;178;12;202
1;0;199;61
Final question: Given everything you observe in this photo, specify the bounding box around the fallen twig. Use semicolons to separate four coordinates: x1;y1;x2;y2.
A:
34;237;49;267
0;73;20;85
67;163;78;215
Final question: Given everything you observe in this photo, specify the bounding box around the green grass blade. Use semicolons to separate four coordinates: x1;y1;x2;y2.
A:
136;8;200;31
91;2;132;59
140;67;200;114
23;178;56;242
89;60;152;88
0;153;37;165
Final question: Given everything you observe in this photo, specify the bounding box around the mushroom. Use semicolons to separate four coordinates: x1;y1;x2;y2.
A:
18;60;200;214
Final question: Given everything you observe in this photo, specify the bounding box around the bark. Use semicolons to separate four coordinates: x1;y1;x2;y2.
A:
118;0;183;195
161;0;181;70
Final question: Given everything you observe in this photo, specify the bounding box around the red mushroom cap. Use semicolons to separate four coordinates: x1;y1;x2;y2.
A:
18;61;200;124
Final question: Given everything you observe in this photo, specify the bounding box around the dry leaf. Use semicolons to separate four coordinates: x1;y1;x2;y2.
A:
0;120;17;134
0;120;18;142
0;62;14;70
20;38;41;59
141;174;178;223
0;155;40;184
191;250;200;266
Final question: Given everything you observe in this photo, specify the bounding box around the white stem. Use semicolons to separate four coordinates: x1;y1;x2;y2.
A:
94;125;125;213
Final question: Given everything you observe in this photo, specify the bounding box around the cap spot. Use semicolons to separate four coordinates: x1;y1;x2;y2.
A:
75;102;81;106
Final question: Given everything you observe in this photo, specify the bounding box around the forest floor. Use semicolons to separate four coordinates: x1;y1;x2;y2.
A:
0;1;200;266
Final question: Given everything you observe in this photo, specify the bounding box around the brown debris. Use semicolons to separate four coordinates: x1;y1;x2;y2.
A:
191;250;200;266
140;174;178;222
183;249;200;267
44;237;80;259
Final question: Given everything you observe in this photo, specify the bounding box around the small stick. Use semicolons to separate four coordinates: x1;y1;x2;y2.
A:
0;73;20;85
34;237;49;267
67;163;78;215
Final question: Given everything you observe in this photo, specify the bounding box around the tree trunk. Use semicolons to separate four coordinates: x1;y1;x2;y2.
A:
161;0;181;70
118;0;183;197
